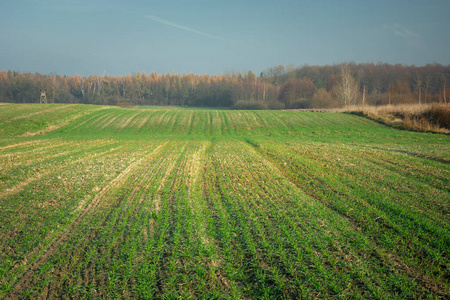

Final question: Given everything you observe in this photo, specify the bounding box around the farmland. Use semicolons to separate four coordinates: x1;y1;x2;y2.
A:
0;103;449;299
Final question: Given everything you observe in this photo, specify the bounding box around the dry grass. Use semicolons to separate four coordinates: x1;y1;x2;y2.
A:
338;104;450;134
424;103;450;129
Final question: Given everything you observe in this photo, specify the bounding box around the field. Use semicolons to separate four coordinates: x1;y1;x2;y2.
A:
0;103;449;299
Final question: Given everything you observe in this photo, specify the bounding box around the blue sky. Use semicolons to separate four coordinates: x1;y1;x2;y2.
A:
1;0;449;76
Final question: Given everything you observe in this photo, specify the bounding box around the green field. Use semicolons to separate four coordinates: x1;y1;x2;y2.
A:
0;103;449;299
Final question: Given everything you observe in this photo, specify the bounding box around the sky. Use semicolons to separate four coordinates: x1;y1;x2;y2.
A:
1;0;449;76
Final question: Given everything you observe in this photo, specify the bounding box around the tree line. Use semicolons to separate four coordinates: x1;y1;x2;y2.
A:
1;63;449;109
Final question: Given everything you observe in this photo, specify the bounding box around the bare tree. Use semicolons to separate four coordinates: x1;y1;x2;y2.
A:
444;82;447;104
414;74;422;104
50;72;57;103
424;75;432;103
362;85;367;106
76;76;86;100
335;65;358;106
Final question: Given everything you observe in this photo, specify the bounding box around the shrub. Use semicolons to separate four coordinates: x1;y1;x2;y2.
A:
267;101;285;110
117;99;133;107
426;104;450;129
341;103;450;133
289;99;311;109
311;88;340;108
231;100;268;110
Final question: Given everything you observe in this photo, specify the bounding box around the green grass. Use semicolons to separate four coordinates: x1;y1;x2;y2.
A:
133;105;230;110
0;104;449;299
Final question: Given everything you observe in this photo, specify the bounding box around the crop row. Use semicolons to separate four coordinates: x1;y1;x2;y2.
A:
1;136;449;298
44;108;395;140
0;104;100;137
1;105;448;298
201;141;438;298
0;139;164;296
245;138;449;297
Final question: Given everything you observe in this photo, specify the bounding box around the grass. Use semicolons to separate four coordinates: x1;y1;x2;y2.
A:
338;103;450;134
133;105;230;110
0;103;449;299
